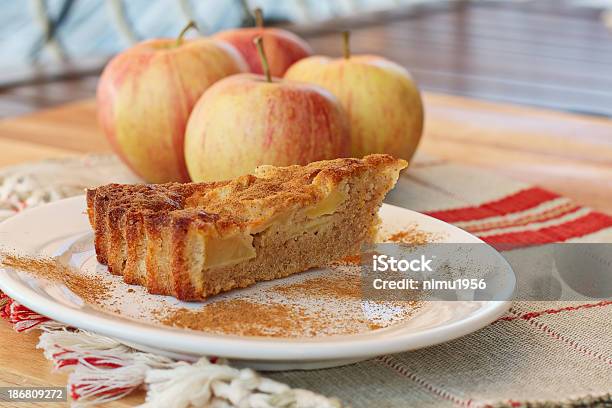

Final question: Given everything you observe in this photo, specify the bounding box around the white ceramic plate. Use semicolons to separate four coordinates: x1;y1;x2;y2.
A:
0;196;512;370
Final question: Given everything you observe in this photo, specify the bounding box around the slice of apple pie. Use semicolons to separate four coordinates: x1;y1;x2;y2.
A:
86;154;407;300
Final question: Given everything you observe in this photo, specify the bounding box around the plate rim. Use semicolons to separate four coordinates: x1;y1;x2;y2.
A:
0;196;512;361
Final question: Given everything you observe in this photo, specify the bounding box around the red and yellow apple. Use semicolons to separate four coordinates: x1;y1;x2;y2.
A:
213;9;312;77
97;24;247;183
184;38;349;182
285;32;424;161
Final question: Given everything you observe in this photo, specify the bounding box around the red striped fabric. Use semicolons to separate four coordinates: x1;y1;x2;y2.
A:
426;187;560;223
479;212;612;245
464;204;580;234
423;184;612;245
495;301;612;322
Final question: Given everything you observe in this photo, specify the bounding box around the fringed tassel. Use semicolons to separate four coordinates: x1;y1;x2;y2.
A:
140;358;342;408
5;297;343;408
38;328;141;406
69;361;150;407
37;328;182;407
37;329;133;370
0;296;61;332
36;328;343;407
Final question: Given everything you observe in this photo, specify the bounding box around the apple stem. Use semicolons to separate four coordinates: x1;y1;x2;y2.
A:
254;8;264;28
254;36;272;83
343;31;351;59
176;20;198;47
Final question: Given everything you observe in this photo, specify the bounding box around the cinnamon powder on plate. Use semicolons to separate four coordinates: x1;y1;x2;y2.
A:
385;226;436;245
159;296;396;338
159;268;419;338
273;272;362;300
0;253;110;305
159;299;307;337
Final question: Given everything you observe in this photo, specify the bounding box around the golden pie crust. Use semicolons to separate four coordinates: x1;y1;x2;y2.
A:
87;154;407;300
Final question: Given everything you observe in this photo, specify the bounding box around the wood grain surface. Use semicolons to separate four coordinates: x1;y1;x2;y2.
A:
0;92;611;407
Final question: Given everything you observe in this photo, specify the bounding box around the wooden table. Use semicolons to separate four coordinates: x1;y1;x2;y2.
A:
1;92;611;407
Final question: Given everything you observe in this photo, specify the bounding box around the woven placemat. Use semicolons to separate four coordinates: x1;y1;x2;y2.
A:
1;154;611;407
0;155;140;223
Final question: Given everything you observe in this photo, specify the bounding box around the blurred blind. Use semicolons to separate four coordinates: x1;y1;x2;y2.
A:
0;0;430;68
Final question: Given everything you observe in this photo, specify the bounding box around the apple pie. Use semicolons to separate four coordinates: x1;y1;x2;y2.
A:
86;154;407;300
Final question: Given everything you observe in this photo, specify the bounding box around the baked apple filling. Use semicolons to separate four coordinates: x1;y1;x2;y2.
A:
203;234;256;269
305;188;347;218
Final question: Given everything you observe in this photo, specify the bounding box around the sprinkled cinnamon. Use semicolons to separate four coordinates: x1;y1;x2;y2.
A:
0;253;110;305
386;226;436;246
273;273;362;300
157;267;420;338
159;295;415;338
160;299;306;337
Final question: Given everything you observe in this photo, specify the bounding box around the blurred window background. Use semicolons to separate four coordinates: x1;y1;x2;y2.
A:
2;0;428;65
1;0;612;117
